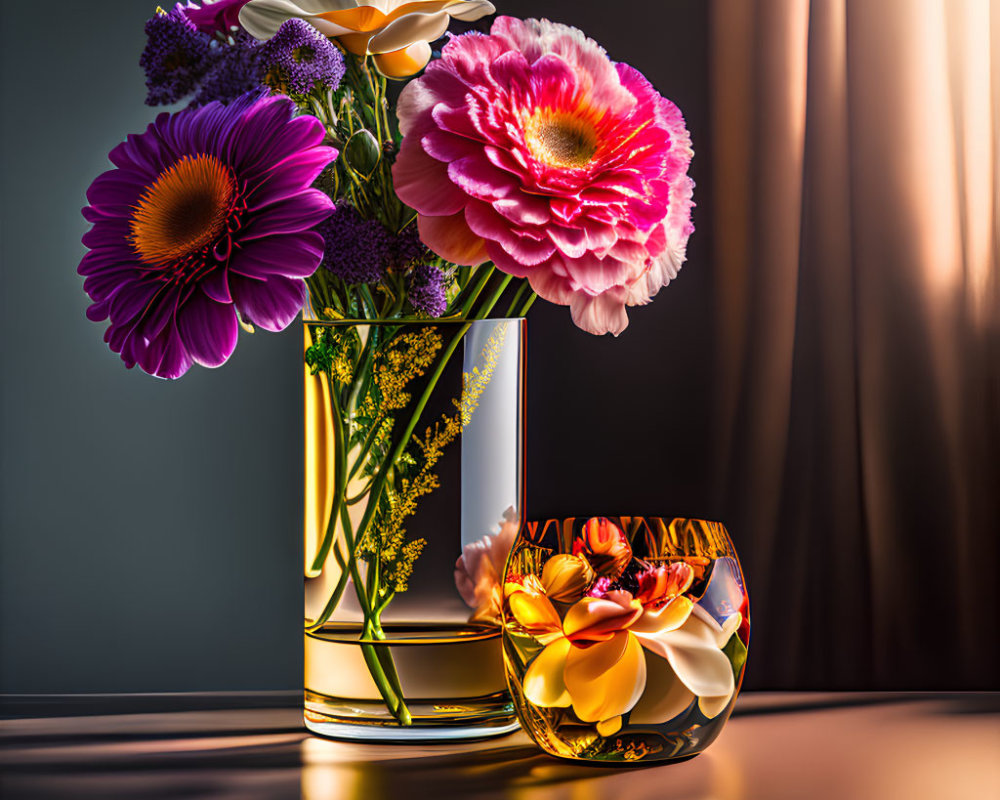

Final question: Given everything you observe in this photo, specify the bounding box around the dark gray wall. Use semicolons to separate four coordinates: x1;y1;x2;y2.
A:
0;0;714;692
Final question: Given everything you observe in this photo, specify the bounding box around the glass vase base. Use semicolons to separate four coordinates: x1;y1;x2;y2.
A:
304;691;520;742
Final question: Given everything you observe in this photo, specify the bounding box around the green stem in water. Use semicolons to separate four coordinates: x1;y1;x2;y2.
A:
304;543;351;633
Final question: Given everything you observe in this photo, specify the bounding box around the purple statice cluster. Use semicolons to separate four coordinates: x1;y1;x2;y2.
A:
261;19;346;95
140;7;343;107
405;263;447;317
140;5;213;105
318;205;393;286
319;208;448;316
193;30;266;106
390;226;428;270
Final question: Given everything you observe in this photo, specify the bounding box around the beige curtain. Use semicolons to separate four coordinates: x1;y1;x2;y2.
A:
711;0;999;687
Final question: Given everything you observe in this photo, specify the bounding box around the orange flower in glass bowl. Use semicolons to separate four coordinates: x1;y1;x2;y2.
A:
502;516;749;763
572;517;632;580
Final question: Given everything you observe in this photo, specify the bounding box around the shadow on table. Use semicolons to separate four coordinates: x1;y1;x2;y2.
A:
5;693;996;798
299;737;720;800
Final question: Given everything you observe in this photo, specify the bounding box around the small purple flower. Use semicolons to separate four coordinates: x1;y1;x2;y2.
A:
193;31;267;106
587;577;613;598
140;5;213;106
406;263;447;317
180;0;253;35
390;226;429;270
79;91;337;379
318;206;391;286
261;19;345;95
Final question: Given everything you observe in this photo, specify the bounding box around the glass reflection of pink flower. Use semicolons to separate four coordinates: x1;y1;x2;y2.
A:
454;506;519;625
392;16;695;336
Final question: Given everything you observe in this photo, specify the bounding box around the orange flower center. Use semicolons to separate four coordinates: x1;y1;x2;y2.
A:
525;110;598;169
130;154;236;266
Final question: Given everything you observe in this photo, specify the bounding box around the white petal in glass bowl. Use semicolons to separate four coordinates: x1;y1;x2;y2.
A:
631;606;739;721
628;647;697;725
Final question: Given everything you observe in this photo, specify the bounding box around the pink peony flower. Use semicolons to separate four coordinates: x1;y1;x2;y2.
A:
392;16;695;335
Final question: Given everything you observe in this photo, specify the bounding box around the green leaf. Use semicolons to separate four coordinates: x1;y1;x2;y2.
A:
722;632;748;681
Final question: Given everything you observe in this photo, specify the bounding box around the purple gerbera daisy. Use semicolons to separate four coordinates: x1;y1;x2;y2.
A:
79;91;337;379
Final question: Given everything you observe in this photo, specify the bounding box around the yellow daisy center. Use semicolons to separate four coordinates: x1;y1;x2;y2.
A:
130;153;236;265
525;110;599;169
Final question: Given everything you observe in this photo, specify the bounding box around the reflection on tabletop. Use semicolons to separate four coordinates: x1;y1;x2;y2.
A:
1;693;998;799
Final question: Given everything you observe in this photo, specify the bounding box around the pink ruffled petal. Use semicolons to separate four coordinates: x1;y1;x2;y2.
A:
392;137;468;216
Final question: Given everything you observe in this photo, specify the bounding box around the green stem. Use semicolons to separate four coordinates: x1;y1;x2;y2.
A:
516;290;538;316
459;266;495;316
504;280;530;318
359;639;407;721
304;544;351;633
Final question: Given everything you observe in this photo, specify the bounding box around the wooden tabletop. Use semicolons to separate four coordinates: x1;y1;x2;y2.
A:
2;693;998;799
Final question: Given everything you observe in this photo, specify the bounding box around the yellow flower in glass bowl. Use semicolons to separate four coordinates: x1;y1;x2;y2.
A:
239;0;496;77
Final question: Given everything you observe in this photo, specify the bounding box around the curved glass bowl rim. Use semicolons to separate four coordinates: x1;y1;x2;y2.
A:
522;516;732;530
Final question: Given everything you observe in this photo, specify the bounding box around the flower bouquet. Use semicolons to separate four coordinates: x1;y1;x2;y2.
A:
77;0;695;740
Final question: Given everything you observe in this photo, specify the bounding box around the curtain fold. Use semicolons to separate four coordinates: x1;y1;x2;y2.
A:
711;0;999;688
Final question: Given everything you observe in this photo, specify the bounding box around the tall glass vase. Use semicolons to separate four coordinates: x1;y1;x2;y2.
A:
302;317;525;741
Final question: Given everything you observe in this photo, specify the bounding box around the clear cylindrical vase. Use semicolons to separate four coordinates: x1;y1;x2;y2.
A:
302;318;525;741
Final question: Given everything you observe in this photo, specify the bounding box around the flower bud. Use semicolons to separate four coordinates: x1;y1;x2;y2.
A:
541;554;596;602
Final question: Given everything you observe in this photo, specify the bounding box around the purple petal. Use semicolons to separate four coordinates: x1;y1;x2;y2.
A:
200;267;232;303
248;147;338;209
239;190;333;240
82;221;132;250
139;324;195;380
230;232;324;279
86;170;147;213
108;281;162;326
177;290;239;368
230;274;305;332
231;102;325;174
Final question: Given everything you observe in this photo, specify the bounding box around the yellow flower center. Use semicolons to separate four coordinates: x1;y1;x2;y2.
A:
129;153;235;265
525;110;598;169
